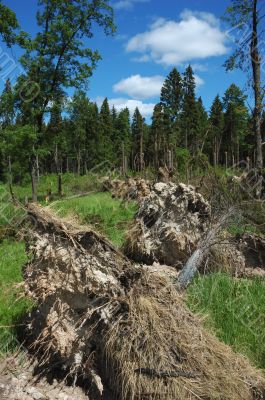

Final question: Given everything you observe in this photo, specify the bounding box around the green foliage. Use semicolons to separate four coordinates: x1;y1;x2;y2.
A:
175;147;190;172
113;107;131;164
160;67;183;121
131;107;145;169
180;65;201;151
187;272;265;369
222;84;249;161
206;95;224;164
18;0;116;126
53;192;137;247
0;1;20;46
0;240;32;355
98;98;115;162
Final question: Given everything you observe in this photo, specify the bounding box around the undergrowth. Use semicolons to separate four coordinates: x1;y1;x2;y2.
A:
52;192;137;247
186;272;265;370
0;240;32;356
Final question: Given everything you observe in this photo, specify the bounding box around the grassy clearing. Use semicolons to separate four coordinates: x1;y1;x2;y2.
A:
52;192;137;247
0;173;105;231
0;239;31;355
186;272;265;369
0;172;105;203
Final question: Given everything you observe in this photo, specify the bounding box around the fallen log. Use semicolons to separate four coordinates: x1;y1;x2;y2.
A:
177;208;235;290
21;204;265;399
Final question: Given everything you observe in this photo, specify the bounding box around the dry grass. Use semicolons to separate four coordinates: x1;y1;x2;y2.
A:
105;273;265;400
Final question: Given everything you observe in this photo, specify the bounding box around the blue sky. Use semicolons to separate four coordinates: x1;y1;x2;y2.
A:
0;0;251;120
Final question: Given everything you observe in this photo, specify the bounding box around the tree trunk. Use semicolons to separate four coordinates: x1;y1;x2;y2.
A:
54;143;63;196
77;146;81;175
29;155;38;203
58;173;63;197
251;0;263;170
140;129;144;172
177;208;234;290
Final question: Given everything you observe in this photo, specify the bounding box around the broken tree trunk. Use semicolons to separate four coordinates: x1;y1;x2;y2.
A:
177;208;235;290
22;204;265;400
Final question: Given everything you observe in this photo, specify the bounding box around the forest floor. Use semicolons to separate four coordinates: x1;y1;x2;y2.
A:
0;172;264;374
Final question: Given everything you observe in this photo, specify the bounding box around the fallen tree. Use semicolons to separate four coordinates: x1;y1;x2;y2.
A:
124;182;211;265
19;203;265;399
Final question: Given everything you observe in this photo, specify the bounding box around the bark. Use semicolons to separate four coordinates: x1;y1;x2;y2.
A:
177;208;234;290
139;129;144;172
55;144;63;196
29;154;38;203
251;0;263;170
77;146;81;175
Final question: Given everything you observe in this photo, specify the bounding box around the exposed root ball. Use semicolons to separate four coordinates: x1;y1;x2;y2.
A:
23;204;265;399
124;182;211;266
105;274;265;400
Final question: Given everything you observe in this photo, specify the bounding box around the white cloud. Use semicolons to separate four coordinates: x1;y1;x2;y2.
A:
112;0;149;10
191;63;208;72
126;10;228;65
113;74;164;99
194;74;204;87
131;54;151;63
113;72;204;101
95;96;155;118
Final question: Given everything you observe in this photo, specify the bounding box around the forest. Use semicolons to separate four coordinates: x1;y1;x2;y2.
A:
0;66;263;189
0;1;265;400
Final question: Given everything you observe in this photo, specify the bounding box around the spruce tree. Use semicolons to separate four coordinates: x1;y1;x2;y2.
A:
160;68;183;122
196;97;209;153
180;65;199;153
149;103;165;170
131;107;145;171
68;91;91;175
114;108;131;169
222;84;249;165
208;95;224;165
99;98;114;163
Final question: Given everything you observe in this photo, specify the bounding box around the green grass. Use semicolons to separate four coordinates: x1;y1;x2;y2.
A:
186;272;265;369
0;173;107;231
0;239;32;355
0;172;105;202
52;192;137;247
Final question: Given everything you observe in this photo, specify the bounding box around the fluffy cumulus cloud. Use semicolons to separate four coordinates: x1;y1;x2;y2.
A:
112;0;149;10
113;73;204;100
95;96;155;118
113;74;164;99
126;10;229;65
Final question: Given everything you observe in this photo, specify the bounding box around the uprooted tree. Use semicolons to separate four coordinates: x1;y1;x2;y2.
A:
19;202;265;400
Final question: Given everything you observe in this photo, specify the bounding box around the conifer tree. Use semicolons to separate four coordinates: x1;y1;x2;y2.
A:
99;98;114;163
114;108;131;169
131;107;145;171
180;65;199;152
196;97;209;153
208;95;224;165
222;84;249;165
160;68;183;122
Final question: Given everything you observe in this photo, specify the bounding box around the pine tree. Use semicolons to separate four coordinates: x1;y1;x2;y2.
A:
224;0;263;169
